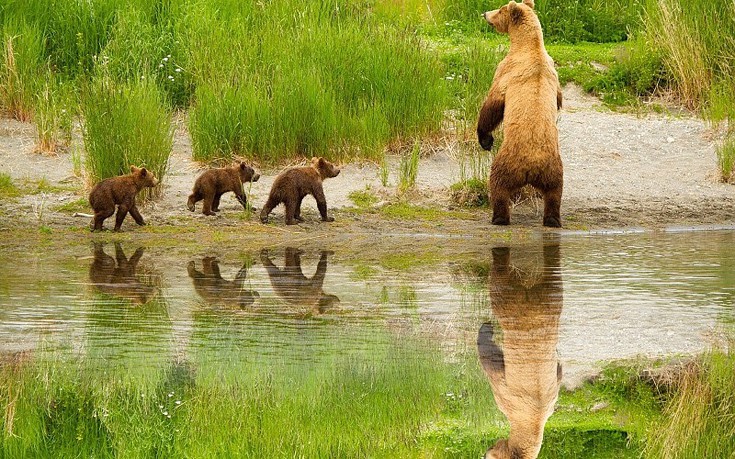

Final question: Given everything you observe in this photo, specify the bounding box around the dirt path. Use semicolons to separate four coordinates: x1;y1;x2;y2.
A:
1;84;734;237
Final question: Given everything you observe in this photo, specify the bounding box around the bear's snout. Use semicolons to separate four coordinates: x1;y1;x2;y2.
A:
251;173;260;182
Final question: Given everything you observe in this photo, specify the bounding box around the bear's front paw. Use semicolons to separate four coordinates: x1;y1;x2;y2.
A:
479;133;494;151
323;216;335;223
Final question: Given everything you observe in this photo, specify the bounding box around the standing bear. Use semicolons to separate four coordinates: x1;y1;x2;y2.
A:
477;0;564;227
88;165;159;231
259;157;340;225
187;162;260;216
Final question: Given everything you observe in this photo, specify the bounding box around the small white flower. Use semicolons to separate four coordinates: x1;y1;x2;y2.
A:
159;63;164;68
175;68;182;73
163;57;169;62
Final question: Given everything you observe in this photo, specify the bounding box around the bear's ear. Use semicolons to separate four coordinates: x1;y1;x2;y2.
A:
508;1;523;23
523;0;534;9
130;165;139;173
139;167;148;177
239;162;246;170
318;157;326;166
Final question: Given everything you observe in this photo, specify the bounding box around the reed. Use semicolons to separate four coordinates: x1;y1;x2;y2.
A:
82;74;172;198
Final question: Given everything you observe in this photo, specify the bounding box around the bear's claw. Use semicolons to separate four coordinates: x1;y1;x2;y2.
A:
479;133;494;151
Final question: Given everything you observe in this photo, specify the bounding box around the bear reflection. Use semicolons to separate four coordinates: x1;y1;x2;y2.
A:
478;242;563;459
187;257;259;309
260;248;339;314
89;242;158;304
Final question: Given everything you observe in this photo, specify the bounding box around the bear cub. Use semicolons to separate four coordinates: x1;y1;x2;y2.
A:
88;165;159;231
187;162;260;216
260;157;340;225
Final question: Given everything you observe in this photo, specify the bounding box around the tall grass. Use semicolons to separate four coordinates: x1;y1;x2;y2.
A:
442;0;644;42
82;74;172;197
33;77;74;153
0;331;462;458
645;341;735;458
186;0;447;163
0;20;44;121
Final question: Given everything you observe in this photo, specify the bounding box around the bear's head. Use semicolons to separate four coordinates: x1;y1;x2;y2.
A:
237;162;260;183
311;157;340;179
130;165;159;188
483;0;537;34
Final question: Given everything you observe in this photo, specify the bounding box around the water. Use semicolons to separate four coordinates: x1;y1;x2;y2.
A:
1;231;733;384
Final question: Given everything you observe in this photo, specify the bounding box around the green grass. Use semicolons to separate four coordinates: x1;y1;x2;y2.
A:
717;136;735;183
53;197;90;213
0;19;44;121
0;172;19;198
348;188;380;208
82;74;172;198
645;341;735;458
398;142;421;193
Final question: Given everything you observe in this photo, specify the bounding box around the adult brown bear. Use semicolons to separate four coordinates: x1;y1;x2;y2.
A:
477;0;564;227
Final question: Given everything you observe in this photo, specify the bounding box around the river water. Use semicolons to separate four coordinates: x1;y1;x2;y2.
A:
1;230;733;387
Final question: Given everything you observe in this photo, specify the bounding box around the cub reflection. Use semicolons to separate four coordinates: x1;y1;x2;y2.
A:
187;257;259;309
89;242;158;305
478;242;563;459
260;247;339;314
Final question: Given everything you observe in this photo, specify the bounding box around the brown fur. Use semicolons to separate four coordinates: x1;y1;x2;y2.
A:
477;0;564;227
478;240;563;459
260;248;339;315
88;165;159;231
89;242;158;305
187;162;260;216
259;157;340;225
187;257;259;308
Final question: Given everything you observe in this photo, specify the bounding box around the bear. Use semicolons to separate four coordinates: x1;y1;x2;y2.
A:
260;247;339;315
477;239;563;459
88;165;159;231
187;256;260;309
477;0;564;228
89;242;158;305
259;157;340;225
187;162;260;216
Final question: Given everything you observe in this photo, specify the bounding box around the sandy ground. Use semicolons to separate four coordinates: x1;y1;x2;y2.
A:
1;84;734;234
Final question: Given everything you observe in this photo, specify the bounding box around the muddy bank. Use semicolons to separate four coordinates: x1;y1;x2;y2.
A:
1;85;734;237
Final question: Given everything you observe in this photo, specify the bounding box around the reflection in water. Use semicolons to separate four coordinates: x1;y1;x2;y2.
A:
260;248;340;314
478;241;563;459
89;242;158;304
188;257;259;308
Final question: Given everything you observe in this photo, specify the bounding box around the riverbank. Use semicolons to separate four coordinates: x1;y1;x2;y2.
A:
1;85;734;240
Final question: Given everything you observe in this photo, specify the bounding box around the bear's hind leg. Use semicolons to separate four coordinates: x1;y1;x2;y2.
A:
489;184;512;226
212;193;223;212
293;196;305;222
284;197;299;225
542;186;563;228
114;205;129;231
93;207;115;231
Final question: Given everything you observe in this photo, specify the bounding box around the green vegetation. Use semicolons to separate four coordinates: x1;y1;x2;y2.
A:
398;142;421;193
0;0;734;177
82;75;172;197
0;172;19;198
348;187;380;209
646;342;735;458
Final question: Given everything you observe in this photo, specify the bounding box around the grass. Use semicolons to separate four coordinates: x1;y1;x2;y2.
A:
0;333;664;458
398;142;421;193
645;340;735;458
82;74;172;198
717;137;735;183
0;172;19;198
0;19;43;121
348;188;380;209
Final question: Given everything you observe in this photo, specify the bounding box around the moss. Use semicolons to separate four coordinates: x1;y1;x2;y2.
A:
348;188;380;208
53;197;89;213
